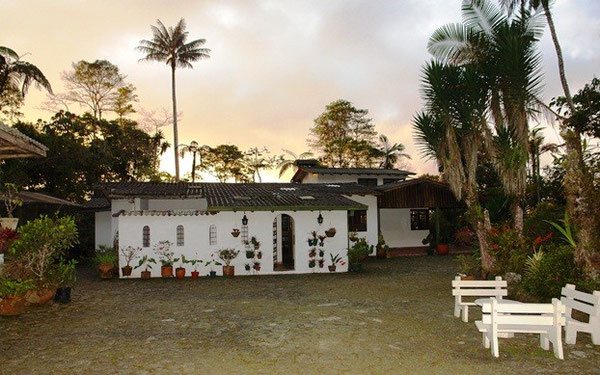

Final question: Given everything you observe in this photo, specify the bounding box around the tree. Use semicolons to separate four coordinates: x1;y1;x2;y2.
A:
277;149;313;178
243;147;277;183
428;0;545;233
113;84;138;122
309;99;377;167
1;112;166;202
137;18;211;181
58;60;129;120
0;85;24;123
0;46;52;98
500;1;599;278
198;144;251;182
413;61;494;274
376;134;410;169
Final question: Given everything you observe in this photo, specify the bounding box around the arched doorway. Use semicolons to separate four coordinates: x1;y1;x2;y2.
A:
273;214;294;271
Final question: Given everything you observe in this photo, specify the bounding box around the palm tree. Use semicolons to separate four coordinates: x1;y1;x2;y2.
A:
179;141;204;182
0;46;52;97
277;149;314;179
377;134;410;169
137;19;210;181
413;61;494;274
428;0;545;233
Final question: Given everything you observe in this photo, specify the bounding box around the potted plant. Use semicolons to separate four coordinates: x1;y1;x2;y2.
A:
135;255;156;279
184;254;202;279
0;277;34;316
231;228;240;238
253;261;261;271
245;263;251;272
329;253;345;272
250;236;260;250
318;235;326;247
325;227;336;238
318;249;325;258
52;259;77;304
154;240;178;278
175;256;187;279
217;249;240;277
205;253;221;277
376;234;387;259
349;231;359;242
309;248;317;258
245;249;255;259
0;183;22;230
0;227;20;267
95;247;118;279
308;231;318;246
120;246;141;277
347;239;371;272
318;258;324;268
256;251;262;260
308;259;316;268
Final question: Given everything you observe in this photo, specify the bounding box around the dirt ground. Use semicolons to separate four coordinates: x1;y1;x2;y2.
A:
1;256;598;375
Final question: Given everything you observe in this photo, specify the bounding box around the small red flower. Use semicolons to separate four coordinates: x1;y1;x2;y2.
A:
533;236;542;245
492;244;500;251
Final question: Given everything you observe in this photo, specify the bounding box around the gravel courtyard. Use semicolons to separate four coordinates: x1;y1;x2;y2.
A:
1;256;598;374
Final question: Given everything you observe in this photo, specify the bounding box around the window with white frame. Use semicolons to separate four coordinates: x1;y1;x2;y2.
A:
177;225;184;246
209;224;217;245
142;226;150;247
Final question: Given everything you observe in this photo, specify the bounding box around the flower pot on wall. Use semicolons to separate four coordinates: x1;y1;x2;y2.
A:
175;267;186;279
436;244;450;255
256;251;262;260
0;218;19;230
325;228;336;237
231;229;240;237
191;271;199;279
161;266;174;278
209;271;217;278
99;264;113;279
141;271;151;279
222;266;235;277
328;265;336;272
0;296;26;316
245;250;255;259
121;266;133;277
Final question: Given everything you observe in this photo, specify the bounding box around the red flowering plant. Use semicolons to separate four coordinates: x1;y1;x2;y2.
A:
0;227;20;254
454;227;475;247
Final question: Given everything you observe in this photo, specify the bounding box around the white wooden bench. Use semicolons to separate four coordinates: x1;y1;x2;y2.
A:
475;298;565;359
561;284;600;345
452;276;507;322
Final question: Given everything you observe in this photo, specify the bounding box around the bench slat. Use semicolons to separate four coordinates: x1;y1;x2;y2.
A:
561;288;600;305
452;280;507;287
482;303;557;313
453;289;508;297
562;297;600;316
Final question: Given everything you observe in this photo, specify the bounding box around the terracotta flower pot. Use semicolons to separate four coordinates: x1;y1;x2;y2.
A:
325;228;336;237
121;265;133;277
0;295;26;316
175;267;186;279
161;266;173;278
328;265;336;272
436;243;450;255
222;265;235;277
141;270;151;279
25;288;56;305
318;261;324;268
231;229;240;237
254;244;260;250
191;271;200;279
376;247;386;259
256;252;262;260
253;263;261;271
99;264;113;279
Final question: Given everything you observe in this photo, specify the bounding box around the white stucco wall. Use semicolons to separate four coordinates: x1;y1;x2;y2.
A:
117;209;349;278
379;208;429;248
94;211;112;249
345;194;378;255
147;199;208;211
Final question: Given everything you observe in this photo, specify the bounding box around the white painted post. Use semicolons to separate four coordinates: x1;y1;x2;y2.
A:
490;298;499;358
563;284;577;344
494;276;503;300
552;299;564;359
454;275;462;318
592;291;600;345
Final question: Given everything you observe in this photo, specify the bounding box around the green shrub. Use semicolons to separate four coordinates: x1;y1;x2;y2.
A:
524;202;564;240
455;252;482;277
489;227;531;276
0;277;35;297
347;238;371;265
95;250;118;266
47;259;78;288
522;243;582;302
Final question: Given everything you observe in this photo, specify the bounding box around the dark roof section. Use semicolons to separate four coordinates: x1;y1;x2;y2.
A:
202;183;367;211
376;178;462;209
0;122;48;159
95;182;204;198
82;197;111;211
291;166;415;182
0;191;80;207
93;182;373;211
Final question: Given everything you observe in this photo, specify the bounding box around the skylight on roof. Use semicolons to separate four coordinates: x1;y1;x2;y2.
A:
299;195;315;200
280;187;296;191
326;184;340;188
233;195;251;201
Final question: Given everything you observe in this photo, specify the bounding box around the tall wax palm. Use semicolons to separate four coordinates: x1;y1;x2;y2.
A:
137;19;210;181
413;61;495;274
0;46;52;98
428;0;545;233
499;0;599;278
277;149;314;179
527;126;557;203
377;135;410;169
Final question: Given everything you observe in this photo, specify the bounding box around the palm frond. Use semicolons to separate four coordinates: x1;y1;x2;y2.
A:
462;0;504;38
428;23;470;64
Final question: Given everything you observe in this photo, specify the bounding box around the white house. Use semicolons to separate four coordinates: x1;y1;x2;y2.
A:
90;182;377;278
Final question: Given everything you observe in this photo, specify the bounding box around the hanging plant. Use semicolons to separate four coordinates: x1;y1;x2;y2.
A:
318;235;326;247
318;258;324;268
245;263;251;271
231;228;240;238
256;251;262;259
309;248;317;258
318;249;325;258
308;259;316;268
325;227;336;237
253;262;261;271
245;250;255;259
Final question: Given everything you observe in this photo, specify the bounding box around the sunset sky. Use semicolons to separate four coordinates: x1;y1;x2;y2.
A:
2;0;599;181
